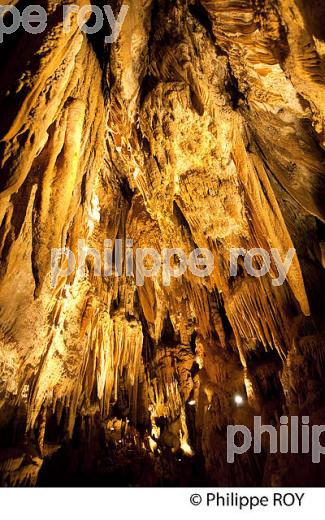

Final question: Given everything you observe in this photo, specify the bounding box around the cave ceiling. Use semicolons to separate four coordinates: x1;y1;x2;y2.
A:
0;0;325;487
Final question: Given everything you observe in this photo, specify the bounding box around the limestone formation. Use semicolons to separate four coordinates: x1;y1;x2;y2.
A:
0;0;325;486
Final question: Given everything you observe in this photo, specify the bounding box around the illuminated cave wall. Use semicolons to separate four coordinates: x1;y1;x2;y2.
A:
0;0;325;486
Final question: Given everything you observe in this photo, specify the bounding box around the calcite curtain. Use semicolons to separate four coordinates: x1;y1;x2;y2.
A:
0;0;324;486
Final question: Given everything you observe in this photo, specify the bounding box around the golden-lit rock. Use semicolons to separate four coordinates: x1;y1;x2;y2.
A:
0;0;325;486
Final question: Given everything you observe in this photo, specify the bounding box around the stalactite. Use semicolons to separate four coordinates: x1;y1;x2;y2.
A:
0;0;325;487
